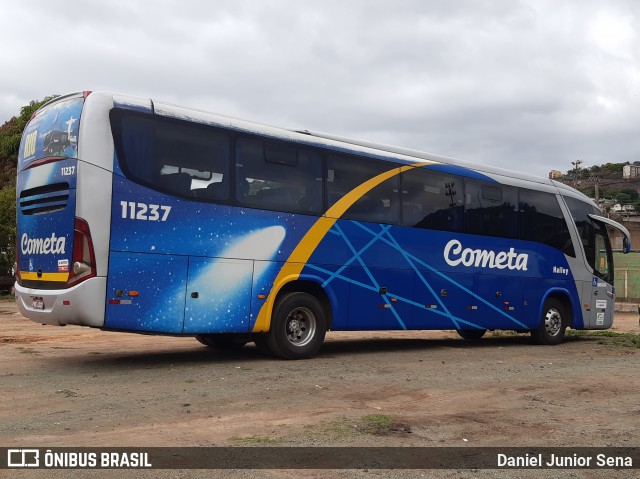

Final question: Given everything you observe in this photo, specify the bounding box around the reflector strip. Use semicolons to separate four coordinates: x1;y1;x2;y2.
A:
20;271;69;281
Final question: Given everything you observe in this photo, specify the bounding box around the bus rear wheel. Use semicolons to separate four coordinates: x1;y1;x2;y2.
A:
195;334;248;350
531;298;567;345
456;329;486;340
262;292;327;360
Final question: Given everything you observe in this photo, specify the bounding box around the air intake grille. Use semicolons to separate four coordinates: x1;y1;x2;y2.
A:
19;183;70;215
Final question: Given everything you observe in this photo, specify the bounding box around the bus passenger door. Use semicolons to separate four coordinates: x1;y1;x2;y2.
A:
584;222;614;328
580;280;611;328
183;257;254;333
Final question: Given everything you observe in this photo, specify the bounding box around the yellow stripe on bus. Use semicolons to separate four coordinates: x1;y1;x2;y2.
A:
252;161;433;333
20;272;69;282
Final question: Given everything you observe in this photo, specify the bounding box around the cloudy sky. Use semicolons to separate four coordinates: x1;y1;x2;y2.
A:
1;0;638;177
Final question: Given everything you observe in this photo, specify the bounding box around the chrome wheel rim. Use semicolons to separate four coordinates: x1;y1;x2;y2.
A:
544;308;562;337
285;307;316;347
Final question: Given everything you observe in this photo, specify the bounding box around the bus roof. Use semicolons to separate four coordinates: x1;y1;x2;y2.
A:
91;91;594;205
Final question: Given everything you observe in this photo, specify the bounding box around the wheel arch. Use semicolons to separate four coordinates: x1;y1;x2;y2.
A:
538;288;576;328
256;274;334;333
276;278;333;331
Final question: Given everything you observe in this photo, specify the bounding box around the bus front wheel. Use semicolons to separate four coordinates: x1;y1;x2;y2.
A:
531;298;567;345
263;292;327;360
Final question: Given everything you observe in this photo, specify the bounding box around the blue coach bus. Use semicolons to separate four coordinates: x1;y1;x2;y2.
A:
14;91;631;359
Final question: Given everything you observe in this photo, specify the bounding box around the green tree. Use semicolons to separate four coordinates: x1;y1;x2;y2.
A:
601;162;627;177
0;95;58;269
0;95;58;184
615;193;631;204
0;185;16;271
619;188;639;201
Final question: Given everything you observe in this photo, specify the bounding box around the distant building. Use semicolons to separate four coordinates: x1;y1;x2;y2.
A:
623;165;640;178
600;198;616;210
548;170;562;179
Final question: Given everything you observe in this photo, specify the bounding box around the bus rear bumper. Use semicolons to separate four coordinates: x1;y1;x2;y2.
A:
15;277;106;327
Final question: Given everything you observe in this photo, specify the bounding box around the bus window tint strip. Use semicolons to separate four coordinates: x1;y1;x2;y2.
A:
112;109;577;254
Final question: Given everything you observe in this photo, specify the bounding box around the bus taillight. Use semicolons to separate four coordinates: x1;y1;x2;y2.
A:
67;217;96;286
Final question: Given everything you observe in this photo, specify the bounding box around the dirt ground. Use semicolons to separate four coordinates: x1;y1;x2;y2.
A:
1;298;639;479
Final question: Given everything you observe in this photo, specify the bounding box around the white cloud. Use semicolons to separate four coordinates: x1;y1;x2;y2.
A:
1;0;639;177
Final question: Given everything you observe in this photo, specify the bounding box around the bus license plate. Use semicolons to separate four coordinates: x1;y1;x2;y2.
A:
32;297;44;310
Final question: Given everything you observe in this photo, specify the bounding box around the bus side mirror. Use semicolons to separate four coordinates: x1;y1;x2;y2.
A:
623;237;631;254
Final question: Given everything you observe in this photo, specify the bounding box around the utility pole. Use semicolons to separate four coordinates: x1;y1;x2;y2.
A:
589;172;600;202
571;159;583;186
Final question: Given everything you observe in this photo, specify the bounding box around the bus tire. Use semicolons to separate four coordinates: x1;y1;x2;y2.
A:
531;298;567;345
195;334;248;350
253;334;277;357
266;292;327;360
456;329;486;340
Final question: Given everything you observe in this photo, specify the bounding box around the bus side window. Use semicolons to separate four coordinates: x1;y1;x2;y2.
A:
157;172;193;196
328;155;399;224
400;168;464;232
235;138;322;214
114;112;230;201
465;180;517;238
519;189;574;256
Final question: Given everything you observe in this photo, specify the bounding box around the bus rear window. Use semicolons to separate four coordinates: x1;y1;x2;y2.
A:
18;97;84;170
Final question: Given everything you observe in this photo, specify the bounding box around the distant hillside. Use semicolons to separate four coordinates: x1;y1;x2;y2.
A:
555;163;640;207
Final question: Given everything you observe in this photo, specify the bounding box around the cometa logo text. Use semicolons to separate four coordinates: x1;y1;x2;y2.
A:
20;232;66;255
444;239;528;271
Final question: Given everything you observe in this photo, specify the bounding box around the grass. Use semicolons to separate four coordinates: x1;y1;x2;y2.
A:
566;330;640;349
359;414;393;434
228;435;284;445
16;347;38;355
487;330;520;338
303;417;358;441
304;414;410;441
